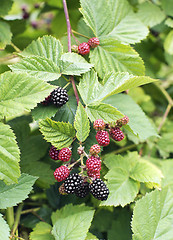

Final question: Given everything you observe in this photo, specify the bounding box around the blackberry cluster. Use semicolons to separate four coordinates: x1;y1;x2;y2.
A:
64;173;83;194
51;87;69;107
95;130;110;146
89;179;109;201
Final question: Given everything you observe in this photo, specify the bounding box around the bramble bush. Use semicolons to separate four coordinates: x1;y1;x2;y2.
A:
0;0;173;239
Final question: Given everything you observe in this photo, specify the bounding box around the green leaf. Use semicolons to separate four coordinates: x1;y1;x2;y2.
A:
10;56;61;82
74;102;90;142
136;2;165;28
0;173;38;209
0;72;54;118
0;122;20;184
85;232;98;240
104;94;158;140
165;18;173;28
89;37;145;78
21;35;63;64
80;0;112;36
10;54;92;82
156;133;173;158
80;0;148;44
52;204;95;240
53;96;77;124
32;104;58;121
30;222;54;240
108;11;149;45
164;30;173;55
102;152;162;206
102;167;139;207
132;188;173;240
78;70;154;105
0;214;10;240
161;160;173;191
161;0;173;17
39;118;76;149
102;153;139;207
10;119;54;188
130;159;163;185
0;21;12;49
86;102;124;123
0;0;13;16
60;53;93;75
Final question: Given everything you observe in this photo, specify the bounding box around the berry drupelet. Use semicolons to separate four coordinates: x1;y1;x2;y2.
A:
58;148;72;162
89;144;101;156
96;130;110;146
116;115;129;127
51;87;69;107
87;170;100;180
86;156;101;173
93;119;105;131
88;37;100;48
75;182;90;198
54;166;70;182
89;179;109;201
64;173;83;194
109;127;124;141
78;42;90;55
49;146;60;160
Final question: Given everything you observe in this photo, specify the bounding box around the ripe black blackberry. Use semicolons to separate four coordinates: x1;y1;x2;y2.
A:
51;87;69;107
64;173;83;194
75;182;90;198
89;179;109;201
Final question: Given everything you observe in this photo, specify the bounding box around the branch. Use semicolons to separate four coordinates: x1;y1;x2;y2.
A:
62;0;71;52
158;104;172;133
63;0;80;105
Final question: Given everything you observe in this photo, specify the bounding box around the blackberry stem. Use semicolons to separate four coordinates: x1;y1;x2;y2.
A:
72;30;90;39
63;82;71;89
68;158;81;168
63;0;80;105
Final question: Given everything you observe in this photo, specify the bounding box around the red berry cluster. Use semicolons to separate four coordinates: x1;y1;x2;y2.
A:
93;117;129;145
51;116;129;201
77;37;100;56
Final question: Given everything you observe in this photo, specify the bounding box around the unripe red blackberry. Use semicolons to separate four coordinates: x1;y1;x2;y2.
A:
89;179;109;201
75;182;90;198
41;95;52;106
78;42;90;55
86;156;101;173
87;170;100;180
89;144;101;156
64;173;83;194
96;130;110;146
88;37;100;48
51;87;68;107
49;146;60;160
116;115;129;127
54;166;70;182
109;127;124;141
58;148;72;162
93;119;105;131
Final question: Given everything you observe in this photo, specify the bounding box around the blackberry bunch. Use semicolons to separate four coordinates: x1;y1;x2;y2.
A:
51;87;69;107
